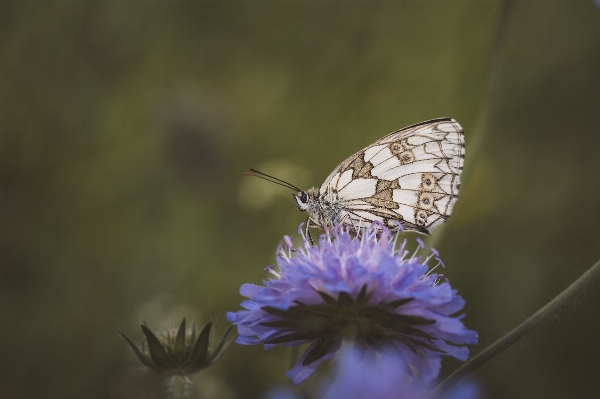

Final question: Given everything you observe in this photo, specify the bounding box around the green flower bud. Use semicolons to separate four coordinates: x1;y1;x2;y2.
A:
119;318;232;376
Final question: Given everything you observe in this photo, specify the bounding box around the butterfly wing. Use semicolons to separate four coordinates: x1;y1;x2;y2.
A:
319;118;464;234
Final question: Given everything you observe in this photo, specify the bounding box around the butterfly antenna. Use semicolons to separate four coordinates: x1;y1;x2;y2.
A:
244;168;302;192
245;168;302;192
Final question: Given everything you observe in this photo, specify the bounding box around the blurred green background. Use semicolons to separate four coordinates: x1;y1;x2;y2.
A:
2;1;600;398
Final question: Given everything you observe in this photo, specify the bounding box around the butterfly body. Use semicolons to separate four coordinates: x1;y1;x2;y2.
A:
249;118;464;235
294;186;344;228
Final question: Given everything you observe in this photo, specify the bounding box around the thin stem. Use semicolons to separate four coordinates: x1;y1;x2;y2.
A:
462;0;514;184
167;375;193;399
429;258;600;397
427;0;514;250
341;324;358;352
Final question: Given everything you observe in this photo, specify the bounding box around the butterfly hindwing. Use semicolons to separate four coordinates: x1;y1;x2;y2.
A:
318;118;464;234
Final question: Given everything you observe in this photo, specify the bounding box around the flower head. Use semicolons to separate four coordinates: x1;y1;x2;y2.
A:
118;318;232;376
227;223;477;384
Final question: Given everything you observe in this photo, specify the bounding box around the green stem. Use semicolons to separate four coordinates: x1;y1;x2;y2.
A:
462;0;514;184
341;324;358;352
427;0;514;250
167;375;192;399
429;258;600;397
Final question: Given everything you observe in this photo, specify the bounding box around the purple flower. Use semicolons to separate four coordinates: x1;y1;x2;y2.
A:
227;223;477;384
320;349;480;399
268;349;480;399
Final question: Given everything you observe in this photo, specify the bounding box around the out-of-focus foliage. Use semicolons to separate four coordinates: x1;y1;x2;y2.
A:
1;2;599;399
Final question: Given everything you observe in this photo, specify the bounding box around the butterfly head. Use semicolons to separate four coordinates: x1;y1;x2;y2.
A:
293;191;310;211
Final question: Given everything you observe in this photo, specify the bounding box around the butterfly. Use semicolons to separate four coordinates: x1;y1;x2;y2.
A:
247;118;464;234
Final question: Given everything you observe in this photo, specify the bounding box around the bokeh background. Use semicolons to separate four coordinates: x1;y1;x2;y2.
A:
2;1;600;398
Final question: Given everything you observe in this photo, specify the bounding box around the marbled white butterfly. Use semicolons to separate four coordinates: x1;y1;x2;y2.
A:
247;118;464;234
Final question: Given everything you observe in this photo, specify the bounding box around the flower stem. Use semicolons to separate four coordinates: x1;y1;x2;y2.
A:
167;375;193;399
462;0;514;184
429;258;600;397
427;0;514;250
341;324;358;352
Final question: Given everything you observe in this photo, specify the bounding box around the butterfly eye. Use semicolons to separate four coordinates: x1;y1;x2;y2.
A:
294;192;310;212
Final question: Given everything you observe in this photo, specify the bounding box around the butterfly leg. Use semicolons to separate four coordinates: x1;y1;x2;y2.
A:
339;213;349;225
305;217;316;246
353;219;362;238
341;214;361;237
339;213;356;236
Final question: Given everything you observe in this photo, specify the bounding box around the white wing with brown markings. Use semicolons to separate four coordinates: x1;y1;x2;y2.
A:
317;118;465;234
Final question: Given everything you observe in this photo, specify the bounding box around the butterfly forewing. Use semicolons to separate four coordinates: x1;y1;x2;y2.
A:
318;118;464;234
